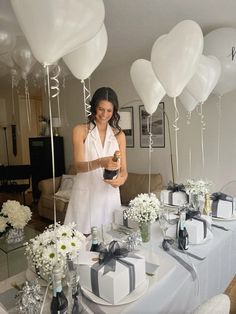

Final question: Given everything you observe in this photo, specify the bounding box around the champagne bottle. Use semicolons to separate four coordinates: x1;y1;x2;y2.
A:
203;193;212;216
178;211;189;250
67;257;83;314
51;264;68;314
90;226;100;252
103;150;120;180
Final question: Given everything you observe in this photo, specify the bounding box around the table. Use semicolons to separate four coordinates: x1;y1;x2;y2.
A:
0;226;39;280
0;219;236;314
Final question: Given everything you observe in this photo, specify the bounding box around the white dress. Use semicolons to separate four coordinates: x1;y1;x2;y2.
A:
64;124;121;234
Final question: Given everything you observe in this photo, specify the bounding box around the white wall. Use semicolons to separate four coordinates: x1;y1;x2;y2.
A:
59;61;236;192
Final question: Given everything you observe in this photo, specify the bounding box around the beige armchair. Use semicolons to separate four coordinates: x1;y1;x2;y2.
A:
38;165;76;222
37;170;163;222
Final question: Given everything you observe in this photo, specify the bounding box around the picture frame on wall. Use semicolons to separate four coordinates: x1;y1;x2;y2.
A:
119;106;134;147
139;102;165;148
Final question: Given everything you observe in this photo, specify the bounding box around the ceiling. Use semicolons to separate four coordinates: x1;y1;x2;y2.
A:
1;0;236;77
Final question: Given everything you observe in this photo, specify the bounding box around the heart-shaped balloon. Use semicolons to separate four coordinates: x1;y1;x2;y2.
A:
130;59;165;115
186;55;221;103
63;24;107;81
151;20;203;97
11;0;105;65
204;27;236;96
179;88;199;112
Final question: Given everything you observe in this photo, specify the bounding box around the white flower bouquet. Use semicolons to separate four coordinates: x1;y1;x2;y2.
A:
25;222;86;279
184;179;211;196
124;193;160;224
0;200;32;235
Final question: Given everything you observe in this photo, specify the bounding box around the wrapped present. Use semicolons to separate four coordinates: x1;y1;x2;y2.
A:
114;206;138;229
160;190;187;206
78;241;146;304
211;192;235;219
185;215;212;244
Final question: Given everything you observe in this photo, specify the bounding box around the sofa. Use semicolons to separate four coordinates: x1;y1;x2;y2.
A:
37;167;163;222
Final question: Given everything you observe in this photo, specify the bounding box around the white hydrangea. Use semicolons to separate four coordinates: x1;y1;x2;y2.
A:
25;222;86;278
184;179;211;196
124;193;160;224
0;216;8;233
0;200;32;231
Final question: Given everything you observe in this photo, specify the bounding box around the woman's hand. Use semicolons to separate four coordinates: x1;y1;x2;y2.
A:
104;174;126;188
101;156;120;170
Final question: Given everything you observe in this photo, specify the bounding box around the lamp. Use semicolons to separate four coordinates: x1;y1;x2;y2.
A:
52;117;62;136
118;111;132;130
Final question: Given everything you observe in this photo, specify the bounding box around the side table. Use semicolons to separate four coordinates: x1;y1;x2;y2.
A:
0;226;40;280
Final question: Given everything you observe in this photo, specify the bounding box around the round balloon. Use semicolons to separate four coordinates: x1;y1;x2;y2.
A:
12;36;36;78
0;52;15;68
130;59;166;115
179;88;199;112
186;55;221;103
0;22;16;55
10;0;105;65
204;27;236;96
151;20;203;97
63;24;107;80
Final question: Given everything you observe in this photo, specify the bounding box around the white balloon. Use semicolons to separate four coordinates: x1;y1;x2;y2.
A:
179;88;199;112
63;24;107;80
0;22;16;55
151;20;203;97
10;0;105;65
204;27;236;96
130;59;166;115
32;62;44;80
186;55;221;103
0;52;14;68
12;36;36;78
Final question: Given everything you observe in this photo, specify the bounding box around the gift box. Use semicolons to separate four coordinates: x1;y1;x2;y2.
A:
114;206;138;229
78;250;146;304
160;190;187;206
212;199;234;219
185;215;211;244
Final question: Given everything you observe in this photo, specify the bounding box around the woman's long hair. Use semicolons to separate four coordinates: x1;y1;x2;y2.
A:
88;87;121;133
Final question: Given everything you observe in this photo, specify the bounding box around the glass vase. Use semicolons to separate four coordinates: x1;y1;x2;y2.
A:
189;193;200;211
139;222;151;243
6;228;25;244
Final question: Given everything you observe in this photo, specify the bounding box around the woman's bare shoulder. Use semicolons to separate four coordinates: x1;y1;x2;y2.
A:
73;124;89;138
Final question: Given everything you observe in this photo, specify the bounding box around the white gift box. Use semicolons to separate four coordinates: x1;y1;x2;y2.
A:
185;216;212;244
78;251;146;304
160;190;187;206
212;200;233;219
114;206;138;229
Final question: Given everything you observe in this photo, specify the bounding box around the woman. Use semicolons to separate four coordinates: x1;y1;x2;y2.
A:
64;87;128;234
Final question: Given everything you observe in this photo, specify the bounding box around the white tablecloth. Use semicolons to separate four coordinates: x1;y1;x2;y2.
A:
0;219;236;314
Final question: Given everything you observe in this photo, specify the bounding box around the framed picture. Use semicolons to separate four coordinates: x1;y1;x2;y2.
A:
119;106;134;147
139;102;165;148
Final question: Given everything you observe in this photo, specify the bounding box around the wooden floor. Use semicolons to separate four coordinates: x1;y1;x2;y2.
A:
1;191;236;312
